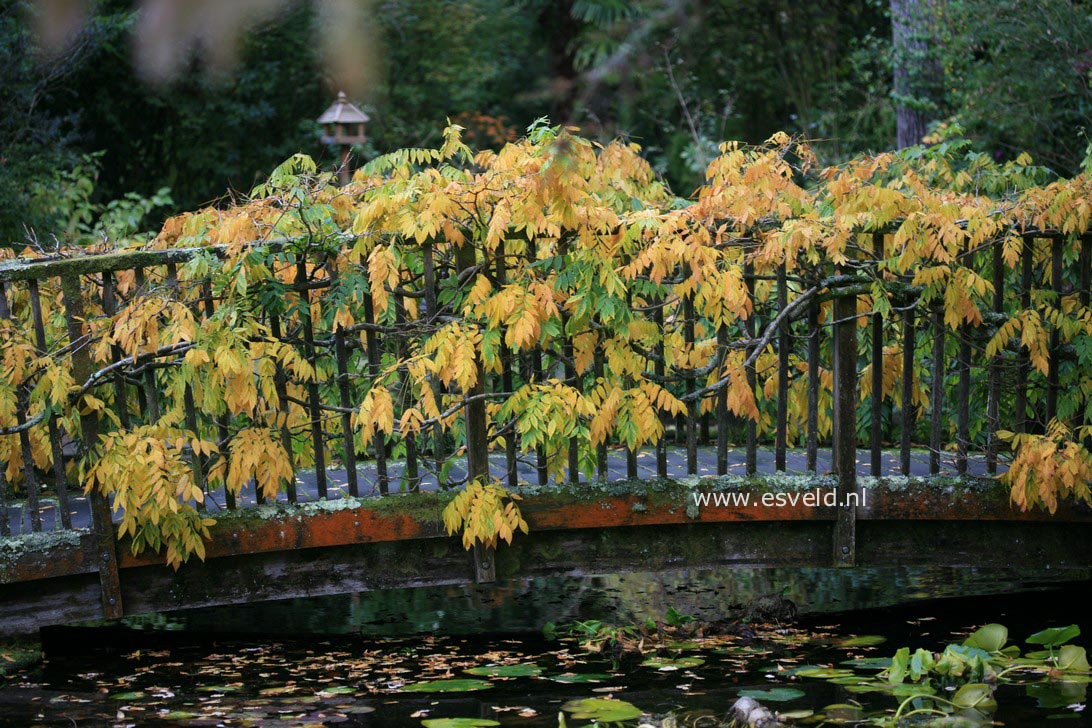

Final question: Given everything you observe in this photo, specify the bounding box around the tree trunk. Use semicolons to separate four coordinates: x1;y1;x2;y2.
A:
891;0;938;149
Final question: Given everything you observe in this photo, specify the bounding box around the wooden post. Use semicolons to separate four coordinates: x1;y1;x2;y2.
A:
831;279;858;567
60;274;123;619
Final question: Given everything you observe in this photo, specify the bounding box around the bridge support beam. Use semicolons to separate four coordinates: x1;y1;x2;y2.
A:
61;274;123;619
831;280;858;567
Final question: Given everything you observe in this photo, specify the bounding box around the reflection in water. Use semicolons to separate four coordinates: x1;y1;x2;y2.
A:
116;565;1090;637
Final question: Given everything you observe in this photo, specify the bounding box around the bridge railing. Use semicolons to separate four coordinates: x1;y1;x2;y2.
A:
0;226;1089;523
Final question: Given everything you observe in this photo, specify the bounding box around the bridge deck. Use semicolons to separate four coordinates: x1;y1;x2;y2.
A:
0;447;1086;637
2;445;999;535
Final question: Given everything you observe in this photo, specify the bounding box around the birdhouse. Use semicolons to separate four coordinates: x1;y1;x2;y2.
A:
318;91;369;146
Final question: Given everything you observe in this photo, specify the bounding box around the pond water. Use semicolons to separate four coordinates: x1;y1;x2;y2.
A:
1;569;1089;726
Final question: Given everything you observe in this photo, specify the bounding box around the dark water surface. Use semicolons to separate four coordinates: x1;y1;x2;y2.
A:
1;568;1089;726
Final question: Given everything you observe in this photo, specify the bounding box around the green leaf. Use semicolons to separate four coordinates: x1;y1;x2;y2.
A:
464;663;542;677
837;634;887;648
964;623;1009;652
561;698;643;722
952;682;997;710
641;656;704;670
400;679;493;693
109;691;145;701
550;673;612;683
1057;645;1090;673
1028;625;1080;647
738;687;806;702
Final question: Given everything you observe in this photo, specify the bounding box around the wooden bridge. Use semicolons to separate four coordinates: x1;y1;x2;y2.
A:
1;226;1091;636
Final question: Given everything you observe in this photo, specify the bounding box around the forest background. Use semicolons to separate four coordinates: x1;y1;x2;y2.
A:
3;0;1091;248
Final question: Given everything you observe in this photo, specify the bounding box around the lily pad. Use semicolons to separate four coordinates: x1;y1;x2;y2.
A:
792;666;855;679
401;679;494;693
316;686;356;696
109;692;145;701
641;656;705;670
738;687;805;702
465;664;542;678
421;720;500;728
562;697;643;722
964;623;1009;652
841;657;892;670
952;682;997;710
779;709;815;719
1028;625;1080;647
550;673;612;683
1057;645;1090;672
837;635;887;648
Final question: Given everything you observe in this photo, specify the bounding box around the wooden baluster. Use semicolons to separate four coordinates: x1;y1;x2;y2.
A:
423;240;449;487
296;260;328;500
806;291;820;472
986;241;1004;474
1015;237;1033;433
132;267;160;422
653;299;668;478
776;262;789;471
0;467;9;537
0;283;41;532
201;282;237;508
28;279;72;529
1046;238;1063;424
395;295;420;492
900;304;916;475
558;237;579;484
329;260;359;498
955;241;972;476
744;259;757;475
60;273;123;618
100;274;130;430
870;233;884;476
496;240;518;488
831;272;858;566
929;303;944;474
684;295;698;475
166;263;208;507
716;324;729;475
361;279;388;495
267;314;296;503
594;345;609;481
454;242;490;492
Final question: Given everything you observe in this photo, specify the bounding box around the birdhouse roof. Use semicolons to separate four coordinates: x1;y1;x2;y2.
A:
318;91;370;125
